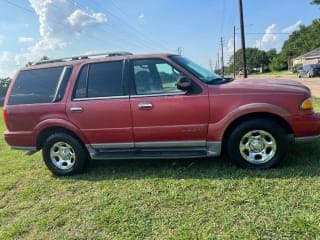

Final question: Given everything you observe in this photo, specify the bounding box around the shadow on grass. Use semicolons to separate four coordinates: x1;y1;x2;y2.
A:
64;142;320;181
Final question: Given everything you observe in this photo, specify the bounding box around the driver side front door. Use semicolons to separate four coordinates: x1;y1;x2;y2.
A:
129;58;209;148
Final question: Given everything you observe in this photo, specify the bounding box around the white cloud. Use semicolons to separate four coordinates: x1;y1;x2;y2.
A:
0;52;15;77
282;20;302;34
68;9;107;27
225;36;240;60
255;24;277;50
0;51;10;63
18;37;34;43
23;0;107;60
138;13;145;20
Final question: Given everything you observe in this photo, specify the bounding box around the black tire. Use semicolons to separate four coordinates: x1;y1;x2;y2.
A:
226;119;288;169
42;133;88;175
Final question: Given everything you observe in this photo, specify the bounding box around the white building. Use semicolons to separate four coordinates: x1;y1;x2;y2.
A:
292;47;320;69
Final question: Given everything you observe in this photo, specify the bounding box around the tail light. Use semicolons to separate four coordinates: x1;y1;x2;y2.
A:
3;109;8;129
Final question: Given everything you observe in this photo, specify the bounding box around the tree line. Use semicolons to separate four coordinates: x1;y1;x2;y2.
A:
225;0;320;74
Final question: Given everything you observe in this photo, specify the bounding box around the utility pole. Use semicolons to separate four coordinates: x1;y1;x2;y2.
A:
209;59;214;72
217;52;220;71
221;37;224;77
239;0;247;78
233;26;236;78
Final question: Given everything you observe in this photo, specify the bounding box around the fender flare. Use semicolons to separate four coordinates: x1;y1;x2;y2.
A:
208;103;291;141
33;118;89;144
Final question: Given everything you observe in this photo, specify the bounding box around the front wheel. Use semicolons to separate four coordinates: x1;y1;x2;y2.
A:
42;133;88;175
226;119;288;169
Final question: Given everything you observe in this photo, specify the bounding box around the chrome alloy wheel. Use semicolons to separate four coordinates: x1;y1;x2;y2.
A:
50;142;76;170
239;130;277;164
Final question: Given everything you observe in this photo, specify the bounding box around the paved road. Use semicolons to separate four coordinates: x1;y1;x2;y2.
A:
294;77;320;97
248;75;320;97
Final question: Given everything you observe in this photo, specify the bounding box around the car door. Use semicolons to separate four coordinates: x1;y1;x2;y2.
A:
129;58;209;148
66;60;134;149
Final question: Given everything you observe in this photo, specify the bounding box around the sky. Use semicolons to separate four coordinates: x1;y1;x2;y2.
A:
0;0;319;77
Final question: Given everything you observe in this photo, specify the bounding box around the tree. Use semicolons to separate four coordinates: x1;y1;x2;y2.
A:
269;57;285;71
280;19;320;61
0;77;11;96
229;48;269;72
25;56;49;67
266;49;277;61
311;0;320;4
40;56;49;61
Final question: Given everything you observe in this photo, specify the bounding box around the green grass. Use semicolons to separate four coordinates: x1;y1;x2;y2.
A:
1;103;320;239
254;70;296;77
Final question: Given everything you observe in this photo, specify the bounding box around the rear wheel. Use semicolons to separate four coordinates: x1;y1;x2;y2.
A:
226;119;288;169
42;133;88;175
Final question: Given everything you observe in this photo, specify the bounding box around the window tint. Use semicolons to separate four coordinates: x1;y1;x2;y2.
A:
74;65;88;99
8;66;69;105
88;61;123;98
133;59;183;95
74;61;124;99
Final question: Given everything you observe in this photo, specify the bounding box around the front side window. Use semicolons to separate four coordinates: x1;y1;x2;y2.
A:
8;66;71;105
73;61;124;99
133;59;183;95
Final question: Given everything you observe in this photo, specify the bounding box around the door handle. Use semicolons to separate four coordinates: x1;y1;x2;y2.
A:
138;103;153;110
70;107;83;113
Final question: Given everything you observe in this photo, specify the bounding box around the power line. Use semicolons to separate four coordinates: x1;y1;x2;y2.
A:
108;0;174;51
67;0;161;52
78;0;174;52
244;32;292;35
3;0;166;54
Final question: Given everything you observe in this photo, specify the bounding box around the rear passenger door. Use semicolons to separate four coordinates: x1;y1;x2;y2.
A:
67;60;134;149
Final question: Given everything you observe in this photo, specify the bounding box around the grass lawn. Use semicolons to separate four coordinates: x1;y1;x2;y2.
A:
253;70;296;77
1;102;320;239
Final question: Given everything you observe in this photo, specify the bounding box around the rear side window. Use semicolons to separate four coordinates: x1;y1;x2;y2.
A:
73;61;124;99
8;66;72;105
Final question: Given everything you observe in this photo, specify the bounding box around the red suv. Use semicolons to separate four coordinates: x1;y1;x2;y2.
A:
3;52;320;175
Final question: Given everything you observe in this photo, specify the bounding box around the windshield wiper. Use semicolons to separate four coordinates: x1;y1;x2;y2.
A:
207;77;234;84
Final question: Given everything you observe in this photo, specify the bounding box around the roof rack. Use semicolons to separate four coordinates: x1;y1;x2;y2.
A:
34;51;133;65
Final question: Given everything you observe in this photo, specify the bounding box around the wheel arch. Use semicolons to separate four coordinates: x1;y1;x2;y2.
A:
36;126;86;150
222;112;293;148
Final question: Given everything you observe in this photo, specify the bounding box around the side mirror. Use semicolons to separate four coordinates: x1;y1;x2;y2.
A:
177;76;192;91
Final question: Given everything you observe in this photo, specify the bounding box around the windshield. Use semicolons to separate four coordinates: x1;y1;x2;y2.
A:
170;55;222;83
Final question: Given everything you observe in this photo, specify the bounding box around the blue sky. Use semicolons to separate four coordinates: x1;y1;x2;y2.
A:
0;0;319;77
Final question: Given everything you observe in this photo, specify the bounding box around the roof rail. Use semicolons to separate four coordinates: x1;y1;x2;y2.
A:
34;51;133;65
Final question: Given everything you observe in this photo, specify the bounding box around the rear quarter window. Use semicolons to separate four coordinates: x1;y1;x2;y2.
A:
8;66;72;105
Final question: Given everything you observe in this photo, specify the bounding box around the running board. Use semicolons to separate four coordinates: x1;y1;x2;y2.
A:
86;141;222;160
90;148;208;160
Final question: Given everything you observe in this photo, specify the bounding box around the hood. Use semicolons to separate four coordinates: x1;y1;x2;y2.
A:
212;78;310;96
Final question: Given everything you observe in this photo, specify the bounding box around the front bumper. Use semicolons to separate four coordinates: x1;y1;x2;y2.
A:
291;113;320;143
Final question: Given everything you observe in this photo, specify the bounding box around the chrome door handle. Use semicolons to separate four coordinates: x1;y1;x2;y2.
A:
70;107;83;112
138;103;153;110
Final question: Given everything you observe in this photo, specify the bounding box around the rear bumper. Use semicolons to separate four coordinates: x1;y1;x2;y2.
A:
4;130;36;149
